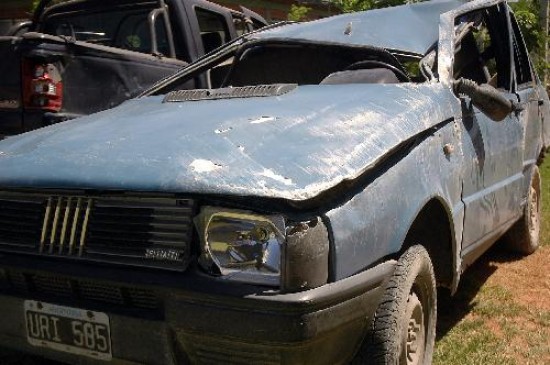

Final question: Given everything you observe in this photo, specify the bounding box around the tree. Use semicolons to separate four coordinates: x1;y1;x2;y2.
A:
511;0;549;78
288;4;311;21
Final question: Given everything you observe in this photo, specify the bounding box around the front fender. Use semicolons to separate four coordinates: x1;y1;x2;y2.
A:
326;118;464;290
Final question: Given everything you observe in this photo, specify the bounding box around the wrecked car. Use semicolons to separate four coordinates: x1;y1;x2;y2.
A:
0;0;548;363
0;0;266;137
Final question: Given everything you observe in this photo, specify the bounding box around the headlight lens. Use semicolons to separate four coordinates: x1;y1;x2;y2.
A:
195;207;285;286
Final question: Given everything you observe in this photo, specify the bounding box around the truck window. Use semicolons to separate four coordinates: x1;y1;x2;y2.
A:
195;8;230;54
43;7;172;56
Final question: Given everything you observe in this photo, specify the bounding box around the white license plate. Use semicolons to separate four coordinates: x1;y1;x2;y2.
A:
24;300;112;361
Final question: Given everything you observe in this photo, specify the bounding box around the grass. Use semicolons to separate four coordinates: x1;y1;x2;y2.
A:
434;156;550;365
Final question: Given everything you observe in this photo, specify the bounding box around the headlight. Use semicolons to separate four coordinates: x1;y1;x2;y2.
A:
195;207;285;286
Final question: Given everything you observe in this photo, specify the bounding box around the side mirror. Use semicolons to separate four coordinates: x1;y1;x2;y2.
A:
452;78;516;122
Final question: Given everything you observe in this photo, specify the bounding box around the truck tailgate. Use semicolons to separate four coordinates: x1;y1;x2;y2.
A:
21;33;188;115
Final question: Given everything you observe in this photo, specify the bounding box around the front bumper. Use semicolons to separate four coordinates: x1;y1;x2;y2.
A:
0;256;395;365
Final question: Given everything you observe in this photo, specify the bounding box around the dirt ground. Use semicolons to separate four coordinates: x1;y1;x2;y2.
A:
436;243;550;365
485;247;550;312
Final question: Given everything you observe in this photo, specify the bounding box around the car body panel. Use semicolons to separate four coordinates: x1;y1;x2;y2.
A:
0;83;460;203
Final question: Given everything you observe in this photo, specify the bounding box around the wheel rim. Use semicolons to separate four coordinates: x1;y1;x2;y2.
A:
528;185;540;244
401;292;425;365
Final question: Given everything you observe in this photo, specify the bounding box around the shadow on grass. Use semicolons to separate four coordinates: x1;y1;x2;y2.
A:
436;243;527;340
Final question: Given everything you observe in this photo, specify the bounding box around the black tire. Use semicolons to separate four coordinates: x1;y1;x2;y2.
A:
351;245;437;365
503;165;541;255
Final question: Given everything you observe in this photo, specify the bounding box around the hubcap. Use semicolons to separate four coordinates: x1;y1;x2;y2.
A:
401;292;425;365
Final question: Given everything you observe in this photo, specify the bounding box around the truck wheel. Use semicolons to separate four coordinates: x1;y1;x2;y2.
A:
504;165;541;255
351;245;436;365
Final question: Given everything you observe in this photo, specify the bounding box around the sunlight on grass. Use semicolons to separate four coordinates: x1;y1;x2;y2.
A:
434;319;512;365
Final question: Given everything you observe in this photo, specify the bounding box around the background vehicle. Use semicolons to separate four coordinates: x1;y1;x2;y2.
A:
0;0;266;137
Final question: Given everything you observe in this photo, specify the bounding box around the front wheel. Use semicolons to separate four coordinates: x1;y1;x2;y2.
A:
352;245;437;365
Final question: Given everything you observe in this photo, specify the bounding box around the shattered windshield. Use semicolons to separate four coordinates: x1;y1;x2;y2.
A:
150;40;429;95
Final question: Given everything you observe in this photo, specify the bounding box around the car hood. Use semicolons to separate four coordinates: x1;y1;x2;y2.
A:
0;83;459;202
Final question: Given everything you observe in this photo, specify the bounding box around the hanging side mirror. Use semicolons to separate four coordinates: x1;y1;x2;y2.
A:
453;78;518;121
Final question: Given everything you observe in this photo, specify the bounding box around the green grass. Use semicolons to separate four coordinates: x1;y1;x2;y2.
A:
434;157;550;365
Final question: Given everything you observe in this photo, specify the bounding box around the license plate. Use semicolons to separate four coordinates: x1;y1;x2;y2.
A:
24;300;112;361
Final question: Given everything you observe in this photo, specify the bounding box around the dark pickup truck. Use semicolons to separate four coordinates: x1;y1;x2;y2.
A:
0;0;266;137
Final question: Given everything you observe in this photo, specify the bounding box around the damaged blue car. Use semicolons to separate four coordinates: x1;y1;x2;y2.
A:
0;0;548;364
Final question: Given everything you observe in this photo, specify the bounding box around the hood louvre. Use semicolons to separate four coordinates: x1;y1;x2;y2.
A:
163;84;297;102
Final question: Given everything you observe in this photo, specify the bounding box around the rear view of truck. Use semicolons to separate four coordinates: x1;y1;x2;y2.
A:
0;0;265;137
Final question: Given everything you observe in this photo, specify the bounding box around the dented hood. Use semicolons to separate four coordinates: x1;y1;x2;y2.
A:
0;83;459;201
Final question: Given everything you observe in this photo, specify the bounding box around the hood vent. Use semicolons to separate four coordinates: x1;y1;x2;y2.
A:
163;84;297;103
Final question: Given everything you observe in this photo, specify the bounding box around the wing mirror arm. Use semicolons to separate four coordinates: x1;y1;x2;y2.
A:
452;78;516;121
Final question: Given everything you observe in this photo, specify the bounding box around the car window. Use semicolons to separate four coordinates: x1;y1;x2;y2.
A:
453;4;512;91
509;12;533;87
195;8;230;54
43;7;173;56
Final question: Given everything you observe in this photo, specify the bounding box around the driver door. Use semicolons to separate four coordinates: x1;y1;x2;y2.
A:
453;3;524;259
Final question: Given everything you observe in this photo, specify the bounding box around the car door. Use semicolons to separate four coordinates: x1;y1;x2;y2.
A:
452;3;524;259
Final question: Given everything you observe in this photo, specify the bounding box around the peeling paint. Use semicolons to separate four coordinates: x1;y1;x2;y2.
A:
215;127;232;134
190;159;222;173
259;169;293;186
250;116;276;124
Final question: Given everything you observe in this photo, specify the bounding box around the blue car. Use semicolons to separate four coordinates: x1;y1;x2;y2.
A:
0;0;547;364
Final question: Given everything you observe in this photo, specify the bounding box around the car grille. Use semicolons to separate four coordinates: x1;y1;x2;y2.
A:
0;269;159;310
0;191;195;270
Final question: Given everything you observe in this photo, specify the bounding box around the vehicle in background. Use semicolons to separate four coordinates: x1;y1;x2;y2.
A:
0;0;266;137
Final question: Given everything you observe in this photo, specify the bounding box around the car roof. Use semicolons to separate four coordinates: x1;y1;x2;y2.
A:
250;0;466;56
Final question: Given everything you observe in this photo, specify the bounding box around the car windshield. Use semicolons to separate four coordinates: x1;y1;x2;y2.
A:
151;40;428;95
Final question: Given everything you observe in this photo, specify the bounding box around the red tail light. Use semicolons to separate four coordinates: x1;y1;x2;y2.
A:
22;60;63;112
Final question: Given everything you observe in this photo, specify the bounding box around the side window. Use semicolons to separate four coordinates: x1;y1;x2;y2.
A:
509;12;533;86
117;12;169;55
453;5;511;90
44;7;178;57
195;8;230;54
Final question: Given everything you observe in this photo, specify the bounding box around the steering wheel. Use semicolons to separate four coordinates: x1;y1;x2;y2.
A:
345;60;410;82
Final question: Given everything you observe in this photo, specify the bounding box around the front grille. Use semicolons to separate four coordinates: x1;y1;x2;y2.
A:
3;270;159;310
0;191;195;270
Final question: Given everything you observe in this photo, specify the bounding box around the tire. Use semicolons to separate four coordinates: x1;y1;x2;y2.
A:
351;245;437;365
503;165;541;255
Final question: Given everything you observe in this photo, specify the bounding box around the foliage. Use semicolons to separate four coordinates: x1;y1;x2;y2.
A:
288;4;311;21
31;0;40;12
335;0;416;13
30;0;65;13
511;0;549;77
